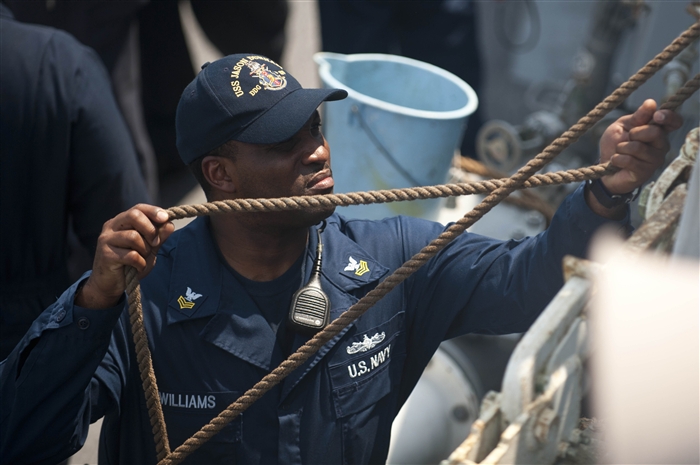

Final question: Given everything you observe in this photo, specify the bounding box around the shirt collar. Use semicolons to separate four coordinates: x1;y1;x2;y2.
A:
315;213;390;294
165;214;391;322
165;217;222;325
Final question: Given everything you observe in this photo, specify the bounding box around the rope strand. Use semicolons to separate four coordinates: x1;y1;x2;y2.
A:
166;163;614;219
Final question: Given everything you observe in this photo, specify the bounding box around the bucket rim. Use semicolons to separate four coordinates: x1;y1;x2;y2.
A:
314;52;479;120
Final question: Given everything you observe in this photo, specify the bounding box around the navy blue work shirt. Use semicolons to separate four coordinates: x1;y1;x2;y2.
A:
0;185;629;464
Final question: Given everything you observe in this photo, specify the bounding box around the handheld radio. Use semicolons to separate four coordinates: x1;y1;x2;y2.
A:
288;222;330;334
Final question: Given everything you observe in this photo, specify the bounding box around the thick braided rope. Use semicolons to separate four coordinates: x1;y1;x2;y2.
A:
662;72;700;110
125;267;170;460
456;157;556;223
167;164;614;219
155;22;700;463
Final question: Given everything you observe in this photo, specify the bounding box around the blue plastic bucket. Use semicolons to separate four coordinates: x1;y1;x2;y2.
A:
314;52;478;221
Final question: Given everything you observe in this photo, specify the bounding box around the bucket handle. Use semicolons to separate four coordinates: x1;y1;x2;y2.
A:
351;104;423;188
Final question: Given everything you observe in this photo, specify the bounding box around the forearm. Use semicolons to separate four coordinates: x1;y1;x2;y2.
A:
493;183;631;328
75;275;124;309
439;184;631;337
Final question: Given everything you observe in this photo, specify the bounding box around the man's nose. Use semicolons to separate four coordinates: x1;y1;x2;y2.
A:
301;140;330;165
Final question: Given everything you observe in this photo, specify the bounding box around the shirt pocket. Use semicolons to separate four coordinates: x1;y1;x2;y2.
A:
327;314;406;464
328;326;403;419
328;312;406;391
327;311;405;406
161;391;242;464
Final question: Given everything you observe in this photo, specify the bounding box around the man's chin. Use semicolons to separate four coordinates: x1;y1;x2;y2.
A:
238;206;336;231
293;205;336;228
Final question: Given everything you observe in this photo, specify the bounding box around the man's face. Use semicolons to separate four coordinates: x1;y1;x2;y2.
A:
229;110;336;228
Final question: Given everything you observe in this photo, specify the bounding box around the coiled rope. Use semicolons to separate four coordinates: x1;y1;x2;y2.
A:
122;21;700;464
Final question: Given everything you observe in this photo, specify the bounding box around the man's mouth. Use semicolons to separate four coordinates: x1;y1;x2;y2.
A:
306;169;334;193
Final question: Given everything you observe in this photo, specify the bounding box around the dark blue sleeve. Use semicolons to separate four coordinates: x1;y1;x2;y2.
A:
0;275;125;464
405;184;630;344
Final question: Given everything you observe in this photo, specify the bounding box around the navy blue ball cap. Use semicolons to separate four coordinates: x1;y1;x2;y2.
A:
176;53;347;164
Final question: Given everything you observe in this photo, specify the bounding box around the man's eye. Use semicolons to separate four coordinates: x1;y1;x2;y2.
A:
271;139;298;152
310;123;322;137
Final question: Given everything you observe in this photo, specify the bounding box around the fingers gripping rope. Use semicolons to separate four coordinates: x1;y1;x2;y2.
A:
120;22;700;464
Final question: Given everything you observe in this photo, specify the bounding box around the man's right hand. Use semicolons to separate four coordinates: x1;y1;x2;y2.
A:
76;205;174;309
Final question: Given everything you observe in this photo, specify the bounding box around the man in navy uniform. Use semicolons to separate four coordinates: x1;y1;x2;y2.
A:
0;53;682;464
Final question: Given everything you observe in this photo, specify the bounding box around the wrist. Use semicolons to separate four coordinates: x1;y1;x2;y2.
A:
75;276;123;309
584;179;632;220
587;178;640;208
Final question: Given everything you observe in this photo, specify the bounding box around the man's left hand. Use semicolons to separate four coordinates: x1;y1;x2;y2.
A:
590;99;684;218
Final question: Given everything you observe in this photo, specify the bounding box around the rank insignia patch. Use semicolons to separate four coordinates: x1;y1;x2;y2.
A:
178;287;202;310
344;256;370;277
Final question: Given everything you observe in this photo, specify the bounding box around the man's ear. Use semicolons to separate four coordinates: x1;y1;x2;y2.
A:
201;156;236;194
